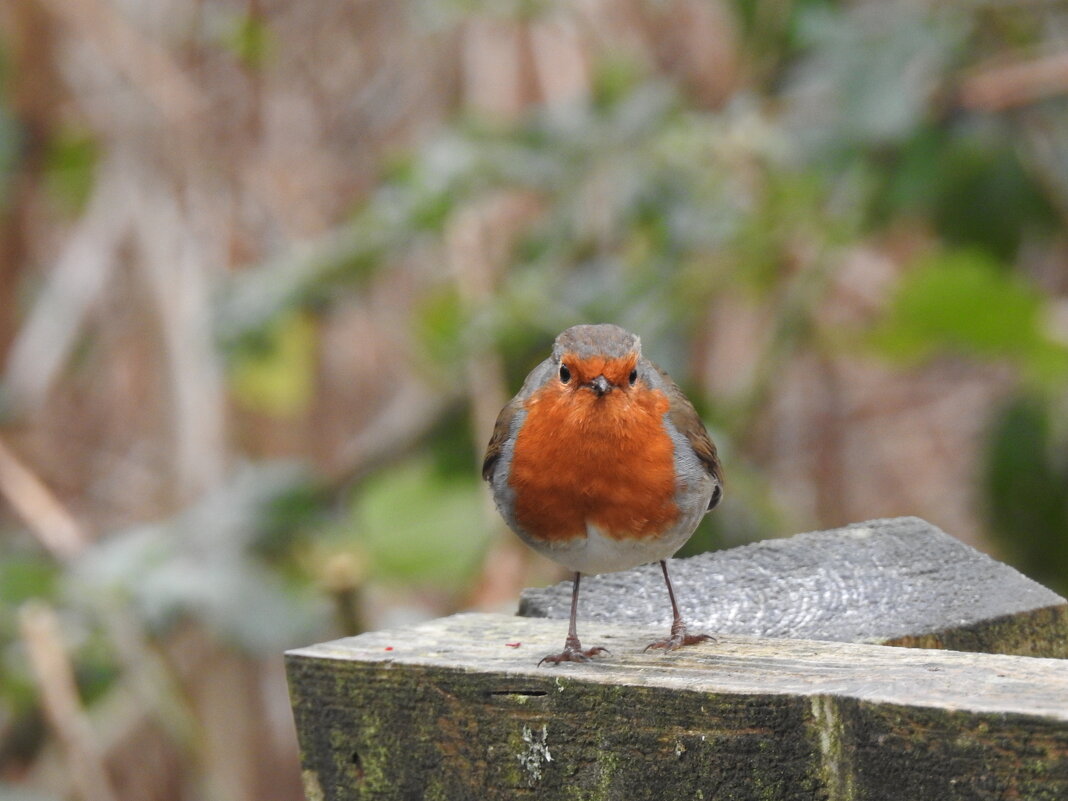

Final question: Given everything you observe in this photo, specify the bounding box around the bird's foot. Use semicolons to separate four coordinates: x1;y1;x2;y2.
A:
644;620;715;653
538;636;609;667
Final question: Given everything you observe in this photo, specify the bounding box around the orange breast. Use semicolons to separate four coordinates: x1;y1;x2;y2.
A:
508;382;678;542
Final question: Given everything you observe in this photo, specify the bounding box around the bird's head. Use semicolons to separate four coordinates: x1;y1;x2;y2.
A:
552;324;642;401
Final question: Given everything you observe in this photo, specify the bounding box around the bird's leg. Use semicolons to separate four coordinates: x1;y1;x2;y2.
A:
644;560;714;652
538;572;609;666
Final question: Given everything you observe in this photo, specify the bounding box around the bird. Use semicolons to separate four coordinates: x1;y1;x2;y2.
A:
482;323;723;665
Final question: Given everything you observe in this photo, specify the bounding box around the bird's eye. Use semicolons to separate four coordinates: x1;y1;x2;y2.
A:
559;364;571;384
628;368;638;386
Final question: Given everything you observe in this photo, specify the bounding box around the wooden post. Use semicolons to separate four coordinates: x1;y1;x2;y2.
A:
520;517;1068;657
286;518;1068;800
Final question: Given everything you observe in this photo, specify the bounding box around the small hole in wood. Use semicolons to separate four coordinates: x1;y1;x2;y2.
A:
487;689;548;698
350;750;365;781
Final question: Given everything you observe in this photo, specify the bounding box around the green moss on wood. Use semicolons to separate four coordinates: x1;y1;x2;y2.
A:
886;604;1068;658
285;614;1068;801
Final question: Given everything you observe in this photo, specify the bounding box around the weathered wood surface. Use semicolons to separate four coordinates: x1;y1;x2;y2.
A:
286;613;1068;801
519;516;1068;657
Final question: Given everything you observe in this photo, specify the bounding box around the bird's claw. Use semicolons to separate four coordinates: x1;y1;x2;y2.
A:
644;630;714;653
538;645;609;667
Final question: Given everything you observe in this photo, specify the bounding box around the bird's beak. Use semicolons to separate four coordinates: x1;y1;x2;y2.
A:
588;375;612;397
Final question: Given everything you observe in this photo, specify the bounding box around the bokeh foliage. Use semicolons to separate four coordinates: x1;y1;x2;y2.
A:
214;0;1068;589
2;0;1068;797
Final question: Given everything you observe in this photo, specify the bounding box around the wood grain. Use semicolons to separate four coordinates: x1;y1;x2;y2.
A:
287;613;1068;801
519;517;1068;657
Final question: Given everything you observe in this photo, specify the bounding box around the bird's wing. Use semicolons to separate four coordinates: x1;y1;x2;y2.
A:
654;364;724;510
481;398;521;482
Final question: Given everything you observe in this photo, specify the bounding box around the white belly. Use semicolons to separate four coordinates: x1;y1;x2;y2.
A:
526;507;707;575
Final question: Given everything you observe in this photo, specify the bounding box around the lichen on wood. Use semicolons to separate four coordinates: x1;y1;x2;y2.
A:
286;613;1068;801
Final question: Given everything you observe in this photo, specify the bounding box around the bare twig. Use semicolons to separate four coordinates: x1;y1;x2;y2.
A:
445;200;511;473
529;15;590;106
460;17;530;118
446;192;545;609
0;433;206;786
2;159;130;414
33;0;206;125
134;183;229;501
959;49;1068;112
19;601;122;801
335;377;455;484
0;436;88;560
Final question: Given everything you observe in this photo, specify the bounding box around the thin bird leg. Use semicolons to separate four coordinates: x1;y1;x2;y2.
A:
563;571;582;650
662;558;683;624
644;560;715;652
538;572;609;666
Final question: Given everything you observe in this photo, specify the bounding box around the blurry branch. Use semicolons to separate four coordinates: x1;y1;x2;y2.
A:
451;12;565;608
529;15;590;106
446;198;530;611
335;377;455;485
446;198;517;469
33;0;206;125
0;436;88;560
19;602;121;801
734;253;842;446
98;604;204;759
1020;121;1068;222
0;431;205;785
216;221;390;350
135;188;228;500
21;604;204;801
2;160;130;415
460;17;529;119
958;49;1068;111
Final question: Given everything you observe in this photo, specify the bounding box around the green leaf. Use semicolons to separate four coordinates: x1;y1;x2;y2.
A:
591;54;647;110
0;104;19;211
983;396;1068;595
229;310;317;418
0;556;57;605
870;249;1068;383
44;127;98;214
347;460;489;589
414;285;466;371
882;251;1037;353
219;13;275;69
930;131;1058;261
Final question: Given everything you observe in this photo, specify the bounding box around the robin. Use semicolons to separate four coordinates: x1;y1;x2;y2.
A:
482;324;723;665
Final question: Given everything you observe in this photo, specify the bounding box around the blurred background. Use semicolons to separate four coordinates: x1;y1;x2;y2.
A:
1;0;1068;798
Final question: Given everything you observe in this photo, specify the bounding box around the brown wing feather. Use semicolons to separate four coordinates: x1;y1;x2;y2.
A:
654;364;723;509
482;400;520;482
